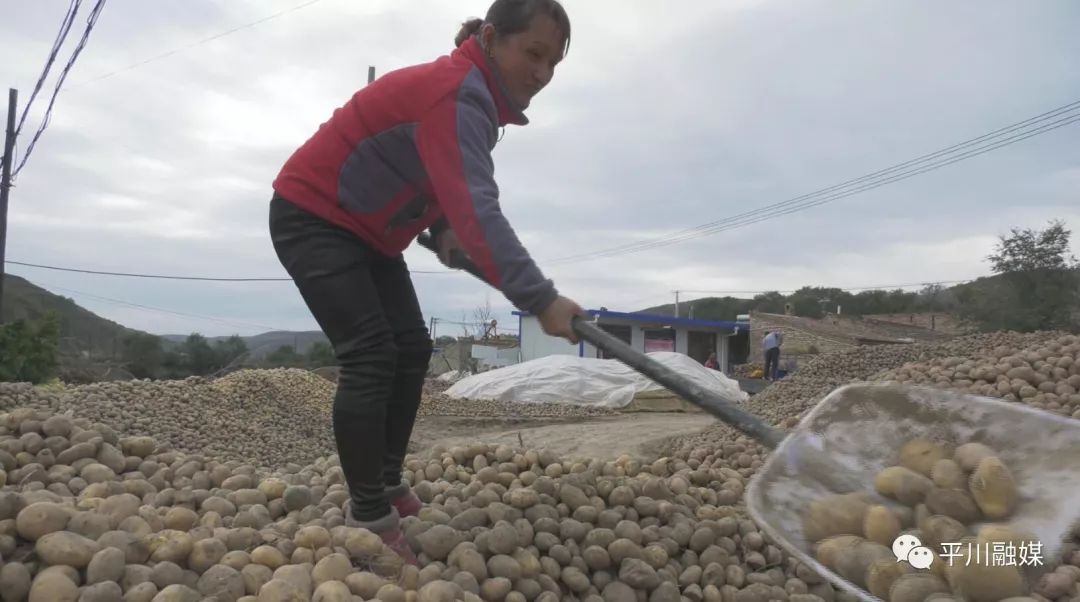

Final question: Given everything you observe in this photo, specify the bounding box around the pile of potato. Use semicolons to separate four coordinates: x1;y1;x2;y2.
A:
668;331;1076;456
0;369;338;470
802;437;1080;601
875;334;1080;419
0;401;882;602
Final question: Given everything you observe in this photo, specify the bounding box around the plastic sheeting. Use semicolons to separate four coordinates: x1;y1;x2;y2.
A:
444;352;749;408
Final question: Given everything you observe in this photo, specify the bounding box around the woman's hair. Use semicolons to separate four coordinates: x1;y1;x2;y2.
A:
454;0;571;55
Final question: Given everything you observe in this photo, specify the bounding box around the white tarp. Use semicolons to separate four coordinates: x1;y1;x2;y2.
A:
436;370;467;383
444;352;749;408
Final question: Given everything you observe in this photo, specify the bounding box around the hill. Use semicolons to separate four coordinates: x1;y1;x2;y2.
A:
1;274;332;381
1;273;142;359
160;330;329;359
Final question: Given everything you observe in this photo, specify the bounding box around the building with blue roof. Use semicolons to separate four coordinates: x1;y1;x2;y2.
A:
512;308;750;373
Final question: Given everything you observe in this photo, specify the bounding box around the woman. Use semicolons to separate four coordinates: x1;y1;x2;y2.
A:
268;0;582;565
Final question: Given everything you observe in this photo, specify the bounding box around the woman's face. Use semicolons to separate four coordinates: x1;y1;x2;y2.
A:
483;15;566;110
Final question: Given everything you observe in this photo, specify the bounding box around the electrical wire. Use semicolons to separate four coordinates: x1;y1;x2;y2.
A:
4;259;455;280
68;0;328;89
13;0;108;177
46;284;284;333
13;0;82;140
547;100;1080;265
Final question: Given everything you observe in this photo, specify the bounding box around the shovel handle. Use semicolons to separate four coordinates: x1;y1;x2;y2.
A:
416;232;785;448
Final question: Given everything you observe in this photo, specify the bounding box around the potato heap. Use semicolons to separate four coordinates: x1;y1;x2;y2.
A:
875;333;1080;419
0;368;618;474
0;402;889;602
0;369;338;471
669;331;1076;456
803;437;1080;602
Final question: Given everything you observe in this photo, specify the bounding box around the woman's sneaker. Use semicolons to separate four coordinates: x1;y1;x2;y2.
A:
343;504;418;567
386;482;423;518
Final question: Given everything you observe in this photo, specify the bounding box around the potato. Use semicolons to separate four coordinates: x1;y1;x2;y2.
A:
888;574;950;602
188;538;228;574
899;439;948;477
954;442;997;472
15;501;71;541
801;493;870;541
833;541;893;589
813;535;863;569
925;487;982;524
874;466;933;505
866;558;914;599
930;459;965;489
919;515;967;549
976;524;1037;549
34;530;100;568
312;580;353;602
27;570;79;602
969;456;1018;520
863;505;901;546
950;560;1027;602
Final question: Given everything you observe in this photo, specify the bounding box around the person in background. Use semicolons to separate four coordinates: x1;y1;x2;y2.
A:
704;352;718;370
268;0;581;567
763;330;783;380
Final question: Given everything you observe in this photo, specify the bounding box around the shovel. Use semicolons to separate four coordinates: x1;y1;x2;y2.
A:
416;232;1080;600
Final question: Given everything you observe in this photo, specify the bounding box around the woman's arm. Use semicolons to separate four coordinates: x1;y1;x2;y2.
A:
416;79;558;316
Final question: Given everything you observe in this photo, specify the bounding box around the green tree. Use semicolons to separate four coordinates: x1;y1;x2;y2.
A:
306;342;335;366
988;219;1076;272
752;291;786;314
122;332;164;379
213;335;248;370
958;219;1079;332
0;311;60;383
267;344;302;367
181;333;218;376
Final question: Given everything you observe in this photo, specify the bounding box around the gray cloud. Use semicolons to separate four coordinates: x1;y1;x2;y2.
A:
2;0;1078;337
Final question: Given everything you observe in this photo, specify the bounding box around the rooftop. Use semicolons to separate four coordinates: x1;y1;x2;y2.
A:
513;308;747;331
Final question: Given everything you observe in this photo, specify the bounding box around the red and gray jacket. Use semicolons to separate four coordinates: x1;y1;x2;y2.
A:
272;35;558;316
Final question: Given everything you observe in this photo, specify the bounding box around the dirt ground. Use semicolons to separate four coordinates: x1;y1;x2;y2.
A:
409;412;712;461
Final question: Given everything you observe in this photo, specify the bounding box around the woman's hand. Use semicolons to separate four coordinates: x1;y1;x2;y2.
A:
436;230;467;268
539;296;586;343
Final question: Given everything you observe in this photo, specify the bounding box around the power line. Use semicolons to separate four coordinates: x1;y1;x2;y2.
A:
68;0;328;89
14;0;108;177
14;0;82;139
47;284;284;333
5;259;454;280
548;99;1080;265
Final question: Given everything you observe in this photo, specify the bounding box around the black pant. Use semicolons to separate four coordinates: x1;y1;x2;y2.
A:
764;347;780;380
269;194;432;521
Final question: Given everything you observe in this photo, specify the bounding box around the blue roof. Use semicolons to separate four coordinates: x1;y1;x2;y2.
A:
513;308;745;330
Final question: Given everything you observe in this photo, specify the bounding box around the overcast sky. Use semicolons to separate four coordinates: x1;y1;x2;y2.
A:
2;0;1078;338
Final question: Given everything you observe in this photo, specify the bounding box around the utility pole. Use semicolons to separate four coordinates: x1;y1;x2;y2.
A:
0;88;18;322
367;66;375;85
673;290;680;318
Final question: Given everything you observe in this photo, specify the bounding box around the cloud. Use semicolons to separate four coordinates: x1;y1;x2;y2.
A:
2;0;1078;337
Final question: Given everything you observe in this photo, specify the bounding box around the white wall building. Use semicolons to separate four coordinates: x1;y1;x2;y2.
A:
514;309;745;374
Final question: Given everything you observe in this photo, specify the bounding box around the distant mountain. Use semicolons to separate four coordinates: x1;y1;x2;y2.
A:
160;330;329;359
1;273;142;358
2;274;329;369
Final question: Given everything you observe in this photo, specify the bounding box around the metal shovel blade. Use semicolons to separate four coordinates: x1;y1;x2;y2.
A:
745;382;1080;601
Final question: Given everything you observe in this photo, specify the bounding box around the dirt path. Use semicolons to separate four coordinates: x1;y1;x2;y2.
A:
409;413;712;462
